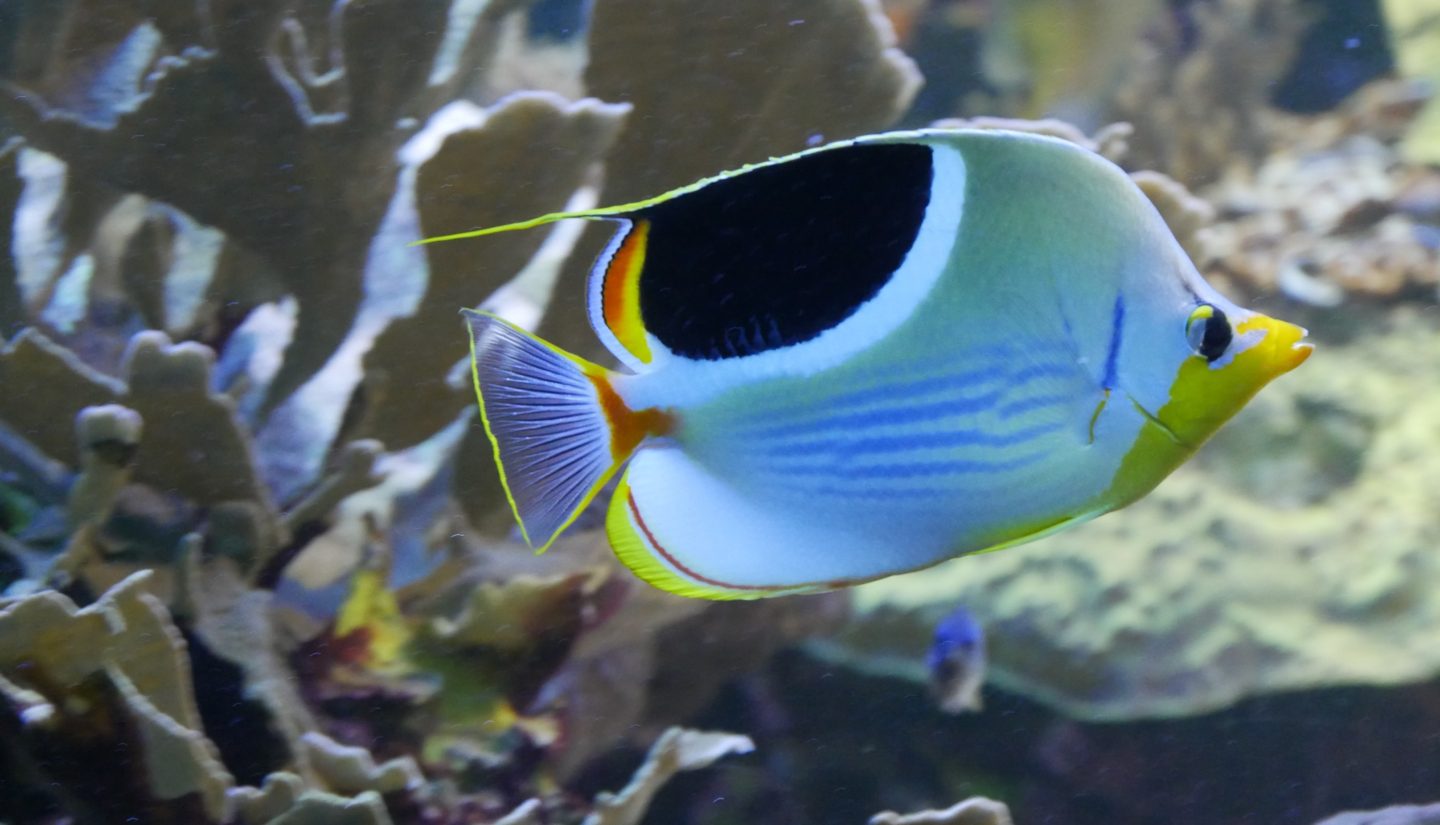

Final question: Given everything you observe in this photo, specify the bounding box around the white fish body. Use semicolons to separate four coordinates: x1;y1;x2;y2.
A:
445;129;1311;599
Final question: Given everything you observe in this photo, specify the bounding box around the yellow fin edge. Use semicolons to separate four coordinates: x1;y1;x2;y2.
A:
414;133;939;247
464;309;620;555
604;469;800;601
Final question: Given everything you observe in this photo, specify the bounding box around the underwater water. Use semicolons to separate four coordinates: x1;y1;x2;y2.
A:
1;0;1438;823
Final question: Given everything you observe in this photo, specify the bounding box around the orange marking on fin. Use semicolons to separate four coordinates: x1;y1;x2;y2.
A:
586;370;672;461
601;219;653;363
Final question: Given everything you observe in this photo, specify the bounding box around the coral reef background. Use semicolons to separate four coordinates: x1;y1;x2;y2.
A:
0;0;1438;823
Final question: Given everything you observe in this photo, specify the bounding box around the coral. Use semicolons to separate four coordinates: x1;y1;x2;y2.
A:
353;92;629;452
65;404;142;528
581;727;756;825
0;2;906;820
1110;0;1306;187
1382;0;1440;164
1198;85;1440;305
869;797;1015;825
178;549;321;778
0;571;231;822
495;798;544;825
227;768;400;825
2;0;490;418
419;537;847;777
1316;802;1440;825
301;730;423;796
840;308;1440;720
0;328;123;466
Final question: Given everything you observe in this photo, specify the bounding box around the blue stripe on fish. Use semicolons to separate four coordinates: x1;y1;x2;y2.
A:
807;362;1009;411
1102;295;1125;390
777;450;1051;481
724;343;1064;423
736;363;1077;441
743;391;1011;440
762;419;1065;459
995;392;1074;418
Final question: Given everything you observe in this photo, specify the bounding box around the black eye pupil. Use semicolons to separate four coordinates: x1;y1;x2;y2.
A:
1199;306;1232;361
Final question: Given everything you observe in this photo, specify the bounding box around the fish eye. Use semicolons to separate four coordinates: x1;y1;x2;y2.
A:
1185;304;1233;362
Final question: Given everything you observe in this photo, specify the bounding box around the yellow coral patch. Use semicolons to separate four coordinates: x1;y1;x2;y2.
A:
335;567;411;669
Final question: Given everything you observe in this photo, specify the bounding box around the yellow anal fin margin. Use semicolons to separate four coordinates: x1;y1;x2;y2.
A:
602;468;841;601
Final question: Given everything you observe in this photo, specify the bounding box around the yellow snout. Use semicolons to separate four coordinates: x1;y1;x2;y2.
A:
1158;313;1311;450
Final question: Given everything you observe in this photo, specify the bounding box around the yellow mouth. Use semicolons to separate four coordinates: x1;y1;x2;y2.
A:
1243;315;1312;377
1157;312;1312;450
1100;312;1312;512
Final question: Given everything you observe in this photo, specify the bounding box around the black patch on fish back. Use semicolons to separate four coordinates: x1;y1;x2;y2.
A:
635;142;934;360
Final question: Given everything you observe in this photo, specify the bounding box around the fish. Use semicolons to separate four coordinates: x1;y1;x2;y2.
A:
428;128;1312;600
927;606;987;713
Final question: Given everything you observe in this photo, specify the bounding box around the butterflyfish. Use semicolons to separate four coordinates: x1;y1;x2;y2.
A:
432;129;1312;600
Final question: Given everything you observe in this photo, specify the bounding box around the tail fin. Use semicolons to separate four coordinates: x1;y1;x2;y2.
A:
462;310;663;551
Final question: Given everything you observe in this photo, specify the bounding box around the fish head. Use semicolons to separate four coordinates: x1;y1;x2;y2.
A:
1101;276;1311;510
1101;232;1311;454
1152;305;1312;449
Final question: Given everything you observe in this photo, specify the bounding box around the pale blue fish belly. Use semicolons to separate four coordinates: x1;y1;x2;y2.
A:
612;134;1173;590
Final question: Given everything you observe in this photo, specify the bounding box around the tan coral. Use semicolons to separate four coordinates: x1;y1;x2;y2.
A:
0;571;233;821
300;731;423;796
581;727;755;825
1201;117;1440;303
869;797;1016;825
1110;0;1304;187
354;92;630;453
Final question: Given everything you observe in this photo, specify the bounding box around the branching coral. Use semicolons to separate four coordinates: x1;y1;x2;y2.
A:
1110;0;1306;187
0;0;907;820
581;727;755;825
0;571;231;822
869;797;1015;825
1199;84;1440;305
4;0;471;419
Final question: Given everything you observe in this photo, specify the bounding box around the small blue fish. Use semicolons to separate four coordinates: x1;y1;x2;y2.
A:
927;606;987;713
429;129;1312;600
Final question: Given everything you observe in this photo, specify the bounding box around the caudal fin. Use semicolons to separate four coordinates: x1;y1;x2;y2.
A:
463;310;659;551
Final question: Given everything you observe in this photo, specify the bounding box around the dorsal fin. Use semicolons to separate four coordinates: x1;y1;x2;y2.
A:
420;138;938;368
